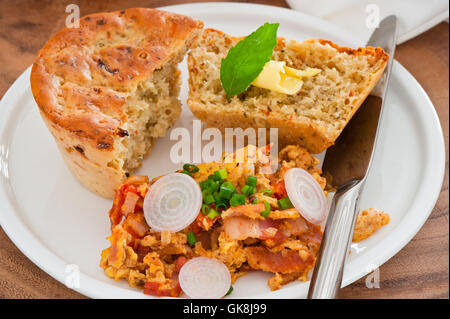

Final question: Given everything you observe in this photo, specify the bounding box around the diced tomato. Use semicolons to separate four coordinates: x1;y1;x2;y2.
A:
273;180;288;199
194;213;217;232
136;244;151;262
144;282;174;297
109;176;148;228
175;256;188;273
143;274;182;297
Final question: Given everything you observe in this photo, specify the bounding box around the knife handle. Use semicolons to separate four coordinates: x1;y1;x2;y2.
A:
307;180;362;299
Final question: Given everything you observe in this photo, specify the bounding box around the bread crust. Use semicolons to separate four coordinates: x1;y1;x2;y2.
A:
187;29;388;154
31;8;203;197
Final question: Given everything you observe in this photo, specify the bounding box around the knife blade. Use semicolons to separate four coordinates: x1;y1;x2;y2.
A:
307;15;398;299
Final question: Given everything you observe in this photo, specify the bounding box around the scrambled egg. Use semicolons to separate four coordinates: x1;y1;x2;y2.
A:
100;145;389;296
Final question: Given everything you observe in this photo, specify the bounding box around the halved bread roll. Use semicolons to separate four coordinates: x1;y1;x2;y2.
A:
31;8;203;197
187;29;388;153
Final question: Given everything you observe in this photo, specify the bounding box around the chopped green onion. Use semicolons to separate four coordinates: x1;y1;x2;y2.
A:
207;208;219;220
230;194;246;207
241;185;250;196
180;170;192;176
199;179;212;190
260;188;273;195
219;181;235;200
214;168;228;180
200;179;219;193
225;285;233;297
209;181;219;193
247;176;257;187
260;201;271;217
216;200;228;211
278;196;293;210
203;194;215;205
252;197;259;204
201;204;210;215
242;185;256;197
187;232;197;246
183;164;199;173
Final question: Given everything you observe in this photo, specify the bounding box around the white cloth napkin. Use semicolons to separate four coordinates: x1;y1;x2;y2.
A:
286;0;449;44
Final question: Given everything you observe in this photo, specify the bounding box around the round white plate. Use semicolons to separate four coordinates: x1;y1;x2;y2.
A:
0;3;445;299
286;0;449;45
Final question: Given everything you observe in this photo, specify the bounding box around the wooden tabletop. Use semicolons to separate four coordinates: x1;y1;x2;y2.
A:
0;0;448;299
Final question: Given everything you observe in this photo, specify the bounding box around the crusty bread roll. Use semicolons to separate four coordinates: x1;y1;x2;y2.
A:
31;8;203;197
187;29;388;153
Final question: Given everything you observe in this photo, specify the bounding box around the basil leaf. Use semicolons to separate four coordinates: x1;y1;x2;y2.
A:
220;23;279;97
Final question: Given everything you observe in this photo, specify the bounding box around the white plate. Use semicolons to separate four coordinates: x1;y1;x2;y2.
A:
286;0;449;45
0;3;445;299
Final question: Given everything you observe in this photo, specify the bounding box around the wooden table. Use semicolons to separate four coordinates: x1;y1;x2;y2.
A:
0;0;448;299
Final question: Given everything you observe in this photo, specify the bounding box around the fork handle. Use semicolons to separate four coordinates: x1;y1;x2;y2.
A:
307;180;362;299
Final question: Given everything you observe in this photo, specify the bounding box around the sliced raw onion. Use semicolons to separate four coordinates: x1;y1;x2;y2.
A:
143;173;202;232
178;257;231;299
284;168;327;224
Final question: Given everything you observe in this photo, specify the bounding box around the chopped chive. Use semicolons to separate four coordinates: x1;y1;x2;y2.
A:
230;193;246;207
278;196;293;210
207;208;219;220
201;204;210;215
219;181;235;200
247;176;257;187
180;170;192;176
187;232;197;246
225;285;233;296
260;188;273;195
214;168;228;180
260;201;271;217
183;164;199;173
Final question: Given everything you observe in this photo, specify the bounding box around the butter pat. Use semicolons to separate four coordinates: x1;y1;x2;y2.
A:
252;60;321;95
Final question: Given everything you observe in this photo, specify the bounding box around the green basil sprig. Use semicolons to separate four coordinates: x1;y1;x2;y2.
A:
220;23;279;97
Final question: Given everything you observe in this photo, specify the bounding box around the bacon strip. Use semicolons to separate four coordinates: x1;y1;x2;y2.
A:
222;204;300;220
122;192;140;216
221;203;266;219
224;216;274;240
245;246;314;274
223;215;309;242
122;212;150;239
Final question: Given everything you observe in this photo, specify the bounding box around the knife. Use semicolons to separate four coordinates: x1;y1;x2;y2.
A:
307;15;398;299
